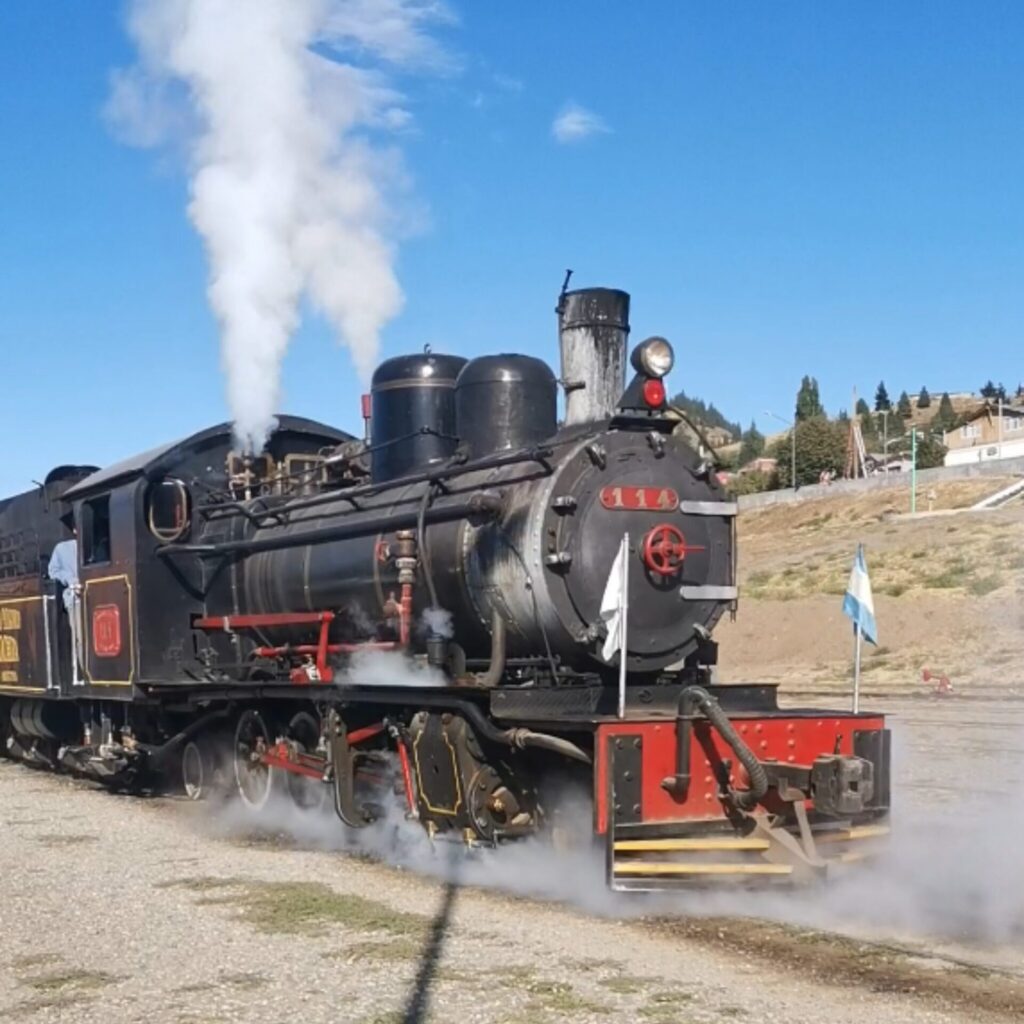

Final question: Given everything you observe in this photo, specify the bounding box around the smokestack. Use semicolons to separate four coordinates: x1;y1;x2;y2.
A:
557;288;630;425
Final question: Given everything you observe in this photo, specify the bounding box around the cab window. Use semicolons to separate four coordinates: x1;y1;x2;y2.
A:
82;496;111;565
146;479;191;543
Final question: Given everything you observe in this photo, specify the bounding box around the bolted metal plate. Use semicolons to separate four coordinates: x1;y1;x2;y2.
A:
609;733;643;825
853;728;891;811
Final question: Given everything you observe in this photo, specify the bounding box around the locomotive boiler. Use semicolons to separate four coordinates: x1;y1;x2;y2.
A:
0;285;891;887
193;348;734;679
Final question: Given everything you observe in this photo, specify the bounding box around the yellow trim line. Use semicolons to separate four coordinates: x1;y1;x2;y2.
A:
614;837;771;853
815;825;890;844
614;862;793;877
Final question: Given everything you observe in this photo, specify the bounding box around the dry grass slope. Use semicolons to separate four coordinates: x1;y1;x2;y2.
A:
718;478;1024;696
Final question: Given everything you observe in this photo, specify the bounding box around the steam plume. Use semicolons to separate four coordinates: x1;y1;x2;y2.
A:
108;0;452;451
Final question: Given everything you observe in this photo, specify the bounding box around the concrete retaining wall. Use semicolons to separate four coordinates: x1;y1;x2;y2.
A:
736;456;1024;512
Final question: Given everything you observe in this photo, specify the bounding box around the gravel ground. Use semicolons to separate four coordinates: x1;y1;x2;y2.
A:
3;734;1023;1024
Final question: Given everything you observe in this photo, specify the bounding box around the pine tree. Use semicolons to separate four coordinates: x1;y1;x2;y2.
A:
917;386;931;409
897;390;912;419
795;375;825;421
915;434;947;470
874;381;891;412
739;421;765;465
936;392;957;431
855;397;870;416
980;380;998;400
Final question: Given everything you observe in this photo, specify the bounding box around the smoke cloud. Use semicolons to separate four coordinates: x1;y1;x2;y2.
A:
344;648;446;687
107;0;453;451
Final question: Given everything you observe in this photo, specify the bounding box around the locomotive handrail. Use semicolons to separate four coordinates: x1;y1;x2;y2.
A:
197;442;559;524
157;491;505;559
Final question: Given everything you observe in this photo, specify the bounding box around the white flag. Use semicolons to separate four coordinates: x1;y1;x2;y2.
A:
842;543;878;645
600;538;627;662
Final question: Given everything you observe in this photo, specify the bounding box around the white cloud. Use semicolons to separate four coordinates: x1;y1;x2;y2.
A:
551;101;610;144
492;72;523;93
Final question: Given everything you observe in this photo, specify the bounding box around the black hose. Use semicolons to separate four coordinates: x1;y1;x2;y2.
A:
513;731;592;764
494;525;560;681
474;611;506;688
672;686;768;810
417;484;441;610
132;708;231;768
455;699;591;765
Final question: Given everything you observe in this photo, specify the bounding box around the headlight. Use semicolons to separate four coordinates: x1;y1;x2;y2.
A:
632;337;674;378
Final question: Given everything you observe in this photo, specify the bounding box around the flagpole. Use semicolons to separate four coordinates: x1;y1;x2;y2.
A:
618;532;629;720
853;621;862;714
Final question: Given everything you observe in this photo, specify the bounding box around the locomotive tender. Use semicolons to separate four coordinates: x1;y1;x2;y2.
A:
0;287;889;886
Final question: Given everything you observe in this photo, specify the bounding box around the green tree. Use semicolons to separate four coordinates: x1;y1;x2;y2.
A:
914;433;947;470
980;380;998;400
935;392;957;431
738;421;765;465
917;386;931;409
897;390;912;419
668;390;742;438
874;381;891;412
855;397;870;416
727;469;778;496
769;418;848;488
795;375;825;421
715;447;739;471
859;409;878;446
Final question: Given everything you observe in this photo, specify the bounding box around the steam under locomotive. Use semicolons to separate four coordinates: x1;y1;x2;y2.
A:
0;287;890;887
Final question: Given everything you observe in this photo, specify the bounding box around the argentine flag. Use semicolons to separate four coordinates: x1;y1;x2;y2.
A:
842;544;878;645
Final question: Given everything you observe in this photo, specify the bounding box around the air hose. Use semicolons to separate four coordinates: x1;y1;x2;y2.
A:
667;685;768;810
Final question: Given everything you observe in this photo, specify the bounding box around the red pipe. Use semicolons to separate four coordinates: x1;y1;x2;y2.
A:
347;722;386;746
396;739;416;814
399;581;413;647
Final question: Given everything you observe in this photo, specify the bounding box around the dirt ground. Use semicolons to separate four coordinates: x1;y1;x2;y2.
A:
3;478;1024;1023
3;757;1024;1024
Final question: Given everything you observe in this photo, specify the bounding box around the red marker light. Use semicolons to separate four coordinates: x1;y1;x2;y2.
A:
360;393;372;419
642;378;666;408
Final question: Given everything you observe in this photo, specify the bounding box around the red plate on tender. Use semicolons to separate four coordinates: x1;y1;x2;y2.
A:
599;485;679;511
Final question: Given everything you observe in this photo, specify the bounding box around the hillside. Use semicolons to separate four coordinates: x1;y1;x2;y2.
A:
716;478;1024;701
669;389;741;441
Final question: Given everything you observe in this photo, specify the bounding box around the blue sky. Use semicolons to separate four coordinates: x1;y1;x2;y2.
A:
2;2;1023;494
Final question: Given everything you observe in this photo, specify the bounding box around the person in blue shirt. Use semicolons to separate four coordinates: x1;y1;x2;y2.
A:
48;527;82;685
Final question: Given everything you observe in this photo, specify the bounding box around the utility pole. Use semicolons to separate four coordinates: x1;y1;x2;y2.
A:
911;426;918;514
881;410;889;476
766;411;797;490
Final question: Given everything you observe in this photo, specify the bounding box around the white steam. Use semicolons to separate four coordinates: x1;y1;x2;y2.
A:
345;648;446;686
107;0;452;451
421;606;453;639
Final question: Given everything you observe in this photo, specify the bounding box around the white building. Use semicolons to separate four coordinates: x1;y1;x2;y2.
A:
943;404;1024;466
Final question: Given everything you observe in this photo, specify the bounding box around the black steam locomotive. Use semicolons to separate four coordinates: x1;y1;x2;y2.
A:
0;288;889;887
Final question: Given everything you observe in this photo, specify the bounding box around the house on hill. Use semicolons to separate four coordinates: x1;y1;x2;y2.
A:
738;456;778;476
943;403;1024;466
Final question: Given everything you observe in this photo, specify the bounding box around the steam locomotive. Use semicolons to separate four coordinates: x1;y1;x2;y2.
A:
0;287;889;887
